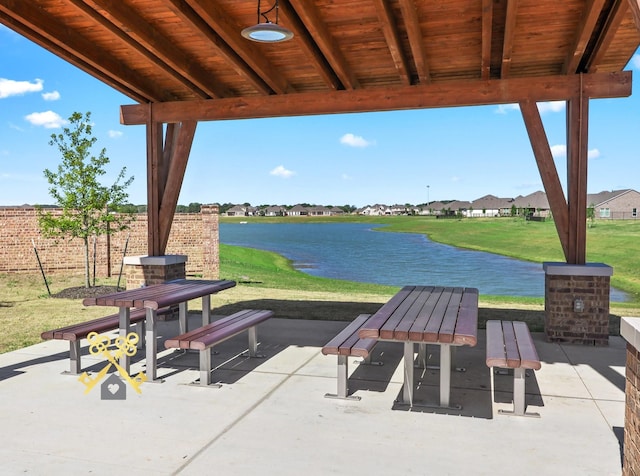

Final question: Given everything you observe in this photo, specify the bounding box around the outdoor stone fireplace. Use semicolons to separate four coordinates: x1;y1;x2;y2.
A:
543;262;612;346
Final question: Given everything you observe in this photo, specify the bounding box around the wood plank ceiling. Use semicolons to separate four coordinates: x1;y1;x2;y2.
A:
1;0;639;259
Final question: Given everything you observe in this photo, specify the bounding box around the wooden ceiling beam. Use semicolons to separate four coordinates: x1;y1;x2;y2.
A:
163;0;273;96
289;0;360;90
121;72;632;125
184;0;294;94
0;1;164;102
584;0;630;72
84;0;225;99
563;0;607;74
630;0;640;30
277;0;342;91
501;0;519;79
69;0;211;100
398;0;430;84
373;0;411;86
481;0;493;80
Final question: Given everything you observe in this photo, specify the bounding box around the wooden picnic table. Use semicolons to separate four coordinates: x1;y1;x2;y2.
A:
359;285;479;409
83;279;236;381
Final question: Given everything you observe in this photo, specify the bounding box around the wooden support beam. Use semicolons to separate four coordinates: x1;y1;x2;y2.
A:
146;119;197;256
519;100;570;261
121;72;632;125
146;107;163;256
399;0;431;83
501;0;518;78
158;121;197;253
566;89;589;264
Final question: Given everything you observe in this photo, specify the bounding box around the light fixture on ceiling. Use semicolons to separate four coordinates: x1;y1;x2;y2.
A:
241;0;294;43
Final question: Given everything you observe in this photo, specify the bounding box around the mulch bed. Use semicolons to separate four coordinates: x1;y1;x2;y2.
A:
52;286;120;300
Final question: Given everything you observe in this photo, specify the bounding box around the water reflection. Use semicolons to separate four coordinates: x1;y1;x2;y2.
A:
220;222;627;301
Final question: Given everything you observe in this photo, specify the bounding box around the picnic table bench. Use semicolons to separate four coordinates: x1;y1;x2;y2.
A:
321;314;382;400
486;319;542;417
164;309;274;386
359;285;479;409
41;307;171;374
82;279;237;380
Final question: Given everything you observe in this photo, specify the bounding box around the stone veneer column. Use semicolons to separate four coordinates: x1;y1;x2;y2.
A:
543;262;612;346
621;318;640;475
200;204;219;280
123;255;187;289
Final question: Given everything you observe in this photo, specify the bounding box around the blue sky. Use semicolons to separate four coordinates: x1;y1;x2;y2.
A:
1;24;639;208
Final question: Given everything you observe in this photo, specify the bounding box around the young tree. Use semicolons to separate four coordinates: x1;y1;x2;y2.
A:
38;111;134;288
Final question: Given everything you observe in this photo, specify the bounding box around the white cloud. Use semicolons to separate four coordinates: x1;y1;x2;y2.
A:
537;101;565;113
551;144;600;159
270;165;295;178
588;148;601;159
551;144;566;159
341;173;352;180
495;104;519;114
451;176;461;182
340;133;373;148
42;90;60;101
108;130;123;138
24;110;67;129
0;78;43;99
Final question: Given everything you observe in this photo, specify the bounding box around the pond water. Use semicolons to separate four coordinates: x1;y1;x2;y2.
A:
220;222;627;301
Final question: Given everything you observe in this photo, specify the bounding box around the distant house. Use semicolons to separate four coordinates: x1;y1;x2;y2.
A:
262;206;286;217
513;191;550;217
467;195;513;217
446;200;471;216
225;205;249;217
358;204;389;216
288;205;309;216
588;189;640;219
308;206;332;216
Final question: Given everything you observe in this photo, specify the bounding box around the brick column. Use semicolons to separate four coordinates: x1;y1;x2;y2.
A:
543;262;612;346
123;255;187;289
621;318;640;475
201;204;219;279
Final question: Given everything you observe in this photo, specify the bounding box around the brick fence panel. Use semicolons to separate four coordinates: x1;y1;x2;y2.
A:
0;206;219;278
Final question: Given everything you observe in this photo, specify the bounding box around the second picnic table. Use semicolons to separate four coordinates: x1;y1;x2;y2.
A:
359;285;479;409
83;278;236;381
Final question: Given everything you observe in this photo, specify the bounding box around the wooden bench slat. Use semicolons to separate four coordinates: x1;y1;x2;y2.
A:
322;314;370;354
42;308;152;342
437;287;464;343
423;288;453;342
502;321;522;368
380;287;425;340
393;287;434;340
453;289;479;345
358;287;415;339
513;321;542;370
190;310;273;350
164;310;262;349
485;320;507;367
408;286;442;341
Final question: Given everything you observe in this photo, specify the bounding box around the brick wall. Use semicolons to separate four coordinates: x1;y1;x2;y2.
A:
0;206;219;278
544;274;610;346
624;343;640;475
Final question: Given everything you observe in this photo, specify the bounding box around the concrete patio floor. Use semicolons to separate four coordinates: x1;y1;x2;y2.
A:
0;316;627;475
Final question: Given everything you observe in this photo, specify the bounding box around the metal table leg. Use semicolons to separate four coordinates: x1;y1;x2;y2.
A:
119;307;130;374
